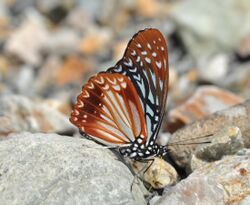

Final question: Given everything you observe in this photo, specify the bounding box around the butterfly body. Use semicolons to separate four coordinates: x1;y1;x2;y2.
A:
70;28;169;160
119;137;167;160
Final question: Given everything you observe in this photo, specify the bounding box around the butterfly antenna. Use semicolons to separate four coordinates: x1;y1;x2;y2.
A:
167;134;213;146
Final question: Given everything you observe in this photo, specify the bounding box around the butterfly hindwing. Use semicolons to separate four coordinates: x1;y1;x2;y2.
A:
70;73;148;146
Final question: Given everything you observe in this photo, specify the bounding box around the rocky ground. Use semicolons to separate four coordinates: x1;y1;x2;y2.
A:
0;0;250;205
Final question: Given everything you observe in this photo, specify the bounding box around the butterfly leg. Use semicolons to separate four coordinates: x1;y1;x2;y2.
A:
130;158;155;192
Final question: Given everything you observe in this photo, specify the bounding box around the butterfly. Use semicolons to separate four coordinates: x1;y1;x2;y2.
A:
70;28;169;161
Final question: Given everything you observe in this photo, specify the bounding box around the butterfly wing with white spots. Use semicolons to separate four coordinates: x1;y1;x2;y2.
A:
108;28;169;146
70;73;148;146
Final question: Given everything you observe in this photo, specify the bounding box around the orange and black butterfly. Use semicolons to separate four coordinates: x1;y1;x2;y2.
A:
70;28;169;160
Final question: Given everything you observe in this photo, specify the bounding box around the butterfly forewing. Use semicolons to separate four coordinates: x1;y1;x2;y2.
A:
108;28;169;145
70;73;148;146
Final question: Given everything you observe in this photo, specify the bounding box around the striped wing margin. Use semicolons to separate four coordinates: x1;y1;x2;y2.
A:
70;73;147;146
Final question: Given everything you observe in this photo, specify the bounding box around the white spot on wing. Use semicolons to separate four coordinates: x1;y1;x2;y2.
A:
129;66;137;72
145;57;151;63
115;65;122;72
77;100;84;108
124;58;133;67
156;61;162;69
107;77;117;85
103;84;110;90
121;82;127;88
95;76;104;84
131;50;136;56
88;82;94;89
113;85;120;91
74;110;80;115
141;51;147;55
118;77;124;82
82;91;90;98
137;43;142;48
152;52;157;57
147;43;152;50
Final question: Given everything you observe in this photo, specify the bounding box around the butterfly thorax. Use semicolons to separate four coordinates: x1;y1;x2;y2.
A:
119;137;167;160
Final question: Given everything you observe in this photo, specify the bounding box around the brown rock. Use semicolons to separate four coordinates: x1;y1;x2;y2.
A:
165;86;244;133
55;56;91;86
0;95;74;137
79;28;112;56
168;99;250;169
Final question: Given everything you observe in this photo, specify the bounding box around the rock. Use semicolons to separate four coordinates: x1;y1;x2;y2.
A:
135;0;171;18
7;0;37;15
130;158;178;189
13;65;35;95
135;0;160;18
34;54;94;98
54;55;91;86
112;40;128;62
154;176;224;205
34;55;62;95
37;0;73;13
168;99;250;169
198;54;229;82
190;126;244;171
219;64;250;99
155;152;250;205
0;1;10;41
171;0;250;59
66;7;90;32
192;153;250;205
237;34;250;57
0;95;74;137
5;10;49;66
239;196;250;205
45;29;81;55
79;27;113;56
165;86;244;133
0;132;145;205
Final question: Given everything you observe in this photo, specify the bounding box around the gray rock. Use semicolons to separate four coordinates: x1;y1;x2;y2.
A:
13;65;35;95
154;176;224;205
190;126;244;171
239;196;250;205
0;95;74;137
171;0;250;59
37;0;74;12
155;152;250;205
0;132;145;205
197;54;229;82
168;99;250;170
191;153;250;205
45;28;81;55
